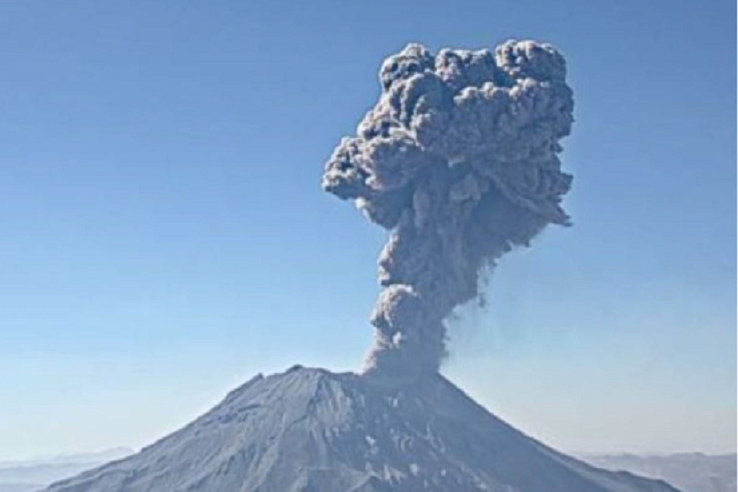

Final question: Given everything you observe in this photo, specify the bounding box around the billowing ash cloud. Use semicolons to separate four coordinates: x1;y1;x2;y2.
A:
323;40;575;378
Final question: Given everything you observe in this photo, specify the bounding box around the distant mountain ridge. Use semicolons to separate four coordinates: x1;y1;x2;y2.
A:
42;366;681;492
0;449;133;492
581;453;736;492
0;448;133;469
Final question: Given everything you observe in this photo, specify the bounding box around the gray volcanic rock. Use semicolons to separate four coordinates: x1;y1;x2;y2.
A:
46;367;681;492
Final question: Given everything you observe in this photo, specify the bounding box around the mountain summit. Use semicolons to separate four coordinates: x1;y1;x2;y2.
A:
46;367;680;492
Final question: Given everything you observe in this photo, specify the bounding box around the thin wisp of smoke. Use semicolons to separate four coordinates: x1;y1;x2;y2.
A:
323;40;574;378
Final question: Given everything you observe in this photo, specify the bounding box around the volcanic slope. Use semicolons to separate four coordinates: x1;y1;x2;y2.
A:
46;366;681;492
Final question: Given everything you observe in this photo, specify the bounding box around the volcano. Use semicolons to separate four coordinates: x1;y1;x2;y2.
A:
46;366;680;492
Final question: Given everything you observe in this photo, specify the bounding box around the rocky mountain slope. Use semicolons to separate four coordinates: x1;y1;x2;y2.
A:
46;366;681;492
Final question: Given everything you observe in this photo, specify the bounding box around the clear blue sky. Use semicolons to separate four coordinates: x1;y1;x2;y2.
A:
0;0;734;460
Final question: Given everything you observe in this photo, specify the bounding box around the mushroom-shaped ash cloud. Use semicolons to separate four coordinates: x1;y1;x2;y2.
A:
323;40;575;378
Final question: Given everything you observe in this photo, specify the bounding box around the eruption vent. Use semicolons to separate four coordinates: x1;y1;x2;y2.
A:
323;40;575;377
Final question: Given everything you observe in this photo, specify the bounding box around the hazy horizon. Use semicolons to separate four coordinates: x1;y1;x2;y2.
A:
1;0;735;461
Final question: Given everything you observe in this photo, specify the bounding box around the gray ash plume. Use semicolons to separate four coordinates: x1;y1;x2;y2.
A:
322;40;575;377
